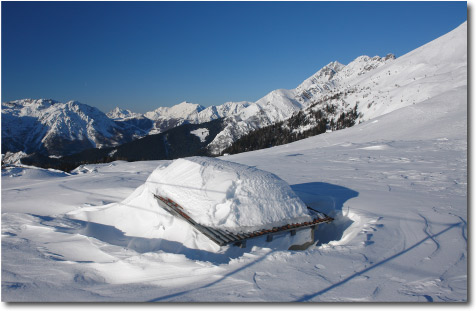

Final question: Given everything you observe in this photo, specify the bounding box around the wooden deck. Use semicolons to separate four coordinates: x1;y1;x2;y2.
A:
154;194;333;247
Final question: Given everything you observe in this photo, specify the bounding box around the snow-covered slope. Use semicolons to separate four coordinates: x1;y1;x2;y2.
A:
196;101;252;123
102;50;398;152
1;99;131;156
139;101;252;135
208;22;467;154
1;53;466;302
206;55;395;154
1;151;28;165
3;22;466;163
144;101;205;121
1;21;467;302
106;107;141;120
342;23;466;121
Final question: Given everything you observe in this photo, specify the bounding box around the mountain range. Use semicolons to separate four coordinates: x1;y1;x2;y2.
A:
2;21;467;169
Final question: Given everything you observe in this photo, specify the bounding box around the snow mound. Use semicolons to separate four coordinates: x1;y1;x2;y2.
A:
69;157;312;251
149;157;312;229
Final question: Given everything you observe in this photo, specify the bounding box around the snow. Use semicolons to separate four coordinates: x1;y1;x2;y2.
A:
206;47;396;155
67;157;313;252
140;101;253;135
1;22;467;302
208;22;467;155
1;151;28;165
107;107;141;120
145;157;311;230
1;99;125;155
190;128;209;142
144;101;205;121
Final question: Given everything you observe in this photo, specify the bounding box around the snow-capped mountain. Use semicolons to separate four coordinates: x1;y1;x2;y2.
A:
1;99;135;157
106;107;141;120
112;101;252;135
144;101;205;121
106;51;400;155
197;101;252;123
209;21;466;155
1;21;467;303
3;22;466;164
143;101;206;134
206;54;395;154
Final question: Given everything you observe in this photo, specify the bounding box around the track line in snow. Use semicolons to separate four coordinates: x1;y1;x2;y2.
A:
418;213;440;258
448;213;467;243
252;272;261;290
294;221;463;302
148;250;275;302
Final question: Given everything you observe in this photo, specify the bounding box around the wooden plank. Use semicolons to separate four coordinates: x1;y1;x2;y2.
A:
207;227;232;244
154;195;333;247
155;194;227;246
217;229;238;243
194;225;227;246
235;232;248;240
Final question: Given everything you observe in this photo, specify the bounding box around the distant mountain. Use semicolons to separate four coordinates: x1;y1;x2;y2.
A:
3;22;466;168
1;99;137;157
106;107;141;120
21;118;226;171
0;99;249;161
109;101;252;135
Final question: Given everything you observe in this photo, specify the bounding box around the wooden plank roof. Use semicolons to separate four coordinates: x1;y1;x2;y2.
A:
154;194;333;247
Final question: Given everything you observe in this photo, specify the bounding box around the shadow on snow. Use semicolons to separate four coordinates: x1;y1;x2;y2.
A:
29;182;359;266
291;182;359;245
30;214;248;265
293;221;464;302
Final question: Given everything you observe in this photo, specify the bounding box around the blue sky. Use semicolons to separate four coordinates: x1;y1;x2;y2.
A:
1;1;467;113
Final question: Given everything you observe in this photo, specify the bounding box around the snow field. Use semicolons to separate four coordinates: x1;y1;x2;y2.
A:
1;21;467;302
2;91;466;300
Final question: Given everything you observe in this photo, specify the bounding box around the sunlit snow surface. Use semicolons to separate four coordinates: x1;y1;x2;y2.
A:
1;23;467;301
65;156;313;254
2;87;467;301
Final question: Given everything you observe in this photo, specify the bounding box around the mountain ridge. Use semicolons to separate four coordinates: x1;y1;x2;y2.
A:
2;21;466;165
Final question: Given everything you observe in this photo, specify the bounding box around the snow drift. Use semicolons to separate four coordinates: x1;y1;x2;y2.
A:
69;157;313;252
2;21;467;302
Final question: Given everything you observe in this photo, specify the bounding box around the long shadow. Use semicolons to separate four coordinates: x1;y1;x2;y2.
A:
29;214;248;265
29;182;360;270
291;182;359;214
294;221;464;302
291;182;359;245
28;182;359;266
148;249;276;302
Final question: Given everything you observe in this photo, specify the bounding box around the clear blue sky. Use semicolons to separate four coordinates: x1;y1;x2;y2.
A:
1;1;467;113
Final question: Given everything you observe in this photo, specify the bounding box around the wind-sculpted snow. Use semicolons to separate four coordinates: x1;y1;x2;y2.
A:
148;157;312;230
67;157;313;253
1;22;467;302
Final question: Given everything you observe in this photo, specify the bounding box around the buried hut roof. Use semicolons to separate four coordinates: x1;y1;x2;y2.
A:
69;157;332;251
